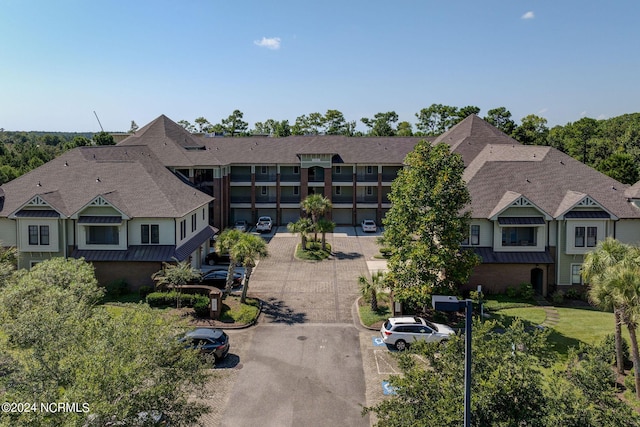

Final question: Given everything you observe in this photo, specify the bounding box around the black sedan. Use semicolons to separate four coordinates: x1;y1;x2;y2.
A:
195;270;243;288
205;251;231;265
181;328;230;361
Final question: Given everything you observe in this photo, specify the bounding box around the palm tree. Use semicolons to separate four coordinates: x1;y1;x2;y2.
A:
583;237;630;375
287;217;313;250
231;233;269;303
216;228;244;298
151;259;200;308
608;258;640;399
301;194;332;242
316;218;335;251
358;271;385;312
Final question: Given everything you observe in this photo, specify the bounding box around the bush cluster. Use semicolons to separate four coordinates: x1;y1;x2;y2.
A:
146;291;209;311
506;282;534;300
105;279;128;297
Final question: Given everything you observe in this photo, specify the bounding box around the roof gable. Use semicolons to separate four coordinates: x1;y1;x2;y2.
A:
488;191;552;220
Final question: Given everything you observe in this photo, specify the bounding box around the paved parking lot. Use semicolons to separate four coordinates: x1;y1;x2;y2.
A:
202;227;391;426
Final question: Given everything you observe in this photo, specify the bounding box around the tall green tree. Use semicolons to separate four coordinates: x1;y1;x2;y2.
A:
383;141;478;304
361;111;399;136
415;104;459;136
93;131;115;146
513;114;549;145
596;151;639;184
194;116;213;133
484;107;516;135
220;109;249;136
178;119;196;133
396;121;413;136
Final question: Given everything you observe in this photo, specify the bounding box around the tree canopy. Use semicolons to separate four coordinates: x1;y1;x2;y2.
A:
383;141;478;305
0;257;210;426
364;320;640;427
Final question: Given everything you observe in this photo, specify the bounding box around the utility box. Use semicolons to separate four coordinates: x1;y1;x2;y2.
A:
209;289;222;319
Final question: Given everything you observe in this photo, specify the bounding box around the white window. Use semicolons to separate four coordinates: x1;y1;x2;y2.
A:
261;186;268;195
293;166;299;174
335;187;341;195
366;166;374;174
191;213;197;232
293;186;299;195
587;226;597;247
571;264;583;285
575;227;585;247
180;220;186;240
141;224;159;244
367;186;373;195
502;227;536;246
335;166;341;174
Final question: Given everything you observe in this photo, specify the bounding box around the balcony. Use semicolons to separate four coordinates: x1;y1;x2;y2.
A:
280;195;301;203
280;173;300;182
230;173;252;182
356;196;378;203
356;174;378;182
332;195;353;203
255;196;277;203
255;174;277;182
230;196;251;203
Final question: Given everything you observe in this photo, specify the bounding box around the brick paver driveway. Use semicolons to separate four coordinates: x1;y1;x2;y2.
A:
210;227;383;427
248;227;380;324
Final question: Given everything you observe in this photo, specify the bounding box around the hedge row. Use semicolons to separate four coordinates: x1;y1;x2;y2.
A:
146;291;208;308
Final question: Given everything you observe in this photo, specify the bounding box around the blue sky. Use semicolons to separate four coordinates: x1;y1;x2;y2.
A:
1;0;639;132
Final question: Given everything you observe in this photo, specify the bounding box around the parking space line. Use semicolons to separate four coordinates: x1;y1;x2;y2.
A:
374;349;400;375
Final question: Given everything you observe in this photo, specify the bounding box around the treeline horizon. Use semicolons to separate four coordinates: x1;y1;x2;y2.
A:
1;106;640;184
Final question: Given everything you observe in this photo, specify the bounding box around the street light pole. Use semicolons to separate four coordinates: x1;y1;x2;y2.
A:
463;299;472;427
432;295;473;427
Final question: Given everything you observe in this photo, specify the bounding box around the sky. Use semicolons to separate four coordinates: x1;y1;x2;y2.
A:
1;0;639;132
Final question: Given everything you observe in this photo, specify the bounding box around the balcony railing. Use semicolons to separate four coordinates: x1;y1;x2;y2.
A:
356;174;378;182
230;173;252;181
332;196;353;203
356;196;378;203
230;196;251;203
255;174;277;182
280;174;300;182
280;196;301;203
332;175;353;182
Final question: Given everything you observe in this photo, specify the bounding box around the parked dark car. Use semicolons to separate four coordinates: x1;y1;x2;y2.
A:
193;270;242;288
181;328;230;361
205;251;230;265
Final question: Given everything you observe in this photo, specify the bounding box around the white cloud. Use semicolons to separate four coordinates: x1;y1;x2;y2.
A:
521;11;535;20
254;37;281;50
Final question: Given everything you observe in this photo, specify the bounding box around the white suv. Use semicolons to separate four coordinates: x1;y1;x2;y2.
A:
380;316;455;351
256;216;273;233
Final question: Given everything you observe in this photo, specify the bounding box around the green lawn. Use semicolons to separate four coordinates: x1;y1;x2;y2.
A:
491;304;626;357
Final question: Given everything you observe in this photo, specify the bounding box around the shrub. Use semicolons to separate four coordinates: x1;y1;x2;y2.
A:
551;290;565;305
105;279;128;297
506;287;518;298
625;369;636;393
601;333;630;366
146;291;208;309
565;287;583;300
519;282;534;300
139;285;153;300
379;247;392;257
193;298;210;317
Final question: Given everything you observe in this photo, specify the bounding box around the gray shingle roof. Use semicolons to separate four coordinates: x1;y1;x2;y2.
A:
464;143;640;219
434;115;521;166
0;145;213;218
118;115;222;167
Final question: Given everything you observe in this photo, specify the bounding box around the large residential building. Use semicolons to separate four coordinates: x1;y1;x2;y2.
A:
2;114;639;294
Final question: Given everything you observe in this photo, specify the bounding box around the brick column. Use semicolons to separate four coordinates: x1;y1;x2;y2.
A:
377;167;383;224
251;171;256;222
324;167;332;221
352;166;357;225
276;170;281;226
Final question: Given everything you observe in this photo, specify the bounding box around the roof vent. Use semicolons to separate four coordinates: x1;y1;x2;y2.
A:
96;177;101;182
64;161;68;167
560;160;565;165
526;179;531;183
612;186;617;191
36;181;41;187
